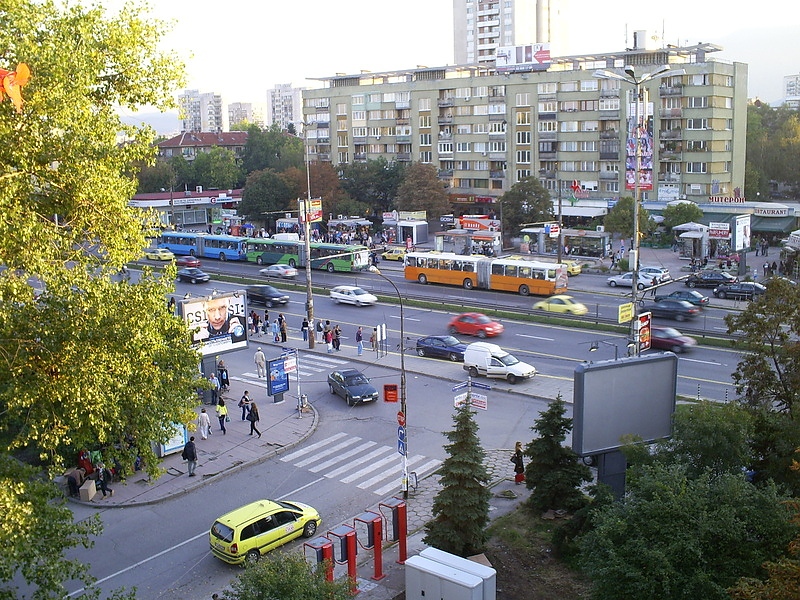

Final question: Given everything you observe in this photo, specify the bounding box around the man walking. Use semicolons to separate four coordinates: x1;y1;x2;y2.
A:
239;390;251;421
182;436;198;477
208;373;220;405
254;347;266;378
356;326;364;356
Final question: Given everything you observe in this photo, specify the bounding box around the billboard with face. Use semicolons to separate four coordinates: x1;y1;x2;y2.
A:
181;291;248;356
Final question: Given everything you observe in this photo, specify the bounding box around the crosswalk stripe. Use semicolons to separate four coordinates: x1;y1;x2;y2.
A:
294;437;361;468
280;432;348;462
309;440;378;473
340;453;399;484
371;458;442;496
357;454;426;489
324;447;392;479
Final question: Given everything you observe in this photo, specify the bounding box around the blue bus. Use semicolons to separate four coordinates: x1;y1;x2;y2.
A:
157;231;199;255
157;232;247;261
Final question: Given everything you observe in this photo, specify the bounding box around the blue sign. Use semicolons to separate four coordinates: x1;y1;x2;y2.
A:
452;382;469;392
267;357;289;396
397;439;406;456
470;381;492;391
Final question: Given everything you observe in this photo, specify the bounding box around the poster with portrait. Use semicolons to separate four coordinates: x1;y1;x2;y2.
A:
180;291;248;356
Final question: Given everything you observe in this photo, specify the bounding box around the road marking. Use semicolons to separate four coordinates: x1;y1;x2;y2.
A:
679;357;725;366
309;440;379;473
391;315;420;321
517;334;555;341
280;432;348;462
294;437;362;468
341;453;400;483
373;459;442;496
325;447;392;478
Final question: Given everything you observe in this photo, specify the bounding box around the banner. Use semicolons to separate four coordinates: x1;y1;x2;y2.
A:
181;292;247;356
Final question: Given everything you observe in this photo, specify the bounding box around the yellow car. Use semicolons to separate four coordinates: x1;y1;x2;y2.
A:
381;247;407;261
210;499;321;565
562;260;582;275
143;248;175;261
533;294;589;315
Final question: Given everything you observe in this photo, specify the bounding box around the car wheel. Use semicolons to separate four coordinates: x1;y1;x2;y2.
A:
417;348;426;357
477;330;487;339
346;395;355;407
507;374;517;384
637;283;645;290
327;263;335;273
519;285;530;296
245;550;260;564
303;521;318;538
448;326;458;335
671;345;683;353
718;291;727;299
329;384;335;394
463;278;473;290
289;258;297;268
468;366;479;377
267;300;274;308
219;253;226;262
418;274;428;284
189;249;196;257
256;256;263;265
191;278;197;284
675;314;686;322
448;353;459;362
687;281;696;288
609;281;617;287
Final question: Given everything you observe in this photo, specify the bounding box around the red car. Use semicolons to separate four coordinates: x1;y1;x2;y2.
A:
447;313;504;338
649;326;697;353
176;256;201;268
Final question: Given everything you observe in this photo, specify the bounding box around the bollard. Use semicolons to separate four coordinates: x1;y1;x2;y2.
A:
354;511;385;581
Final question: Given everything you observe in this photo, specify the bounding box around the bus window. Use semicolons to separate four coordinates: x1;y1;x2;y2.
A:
547;269;556;279
533;269;545;280
504;265;518;277
518;266;531;278
463;261;475;272
491;263;504;275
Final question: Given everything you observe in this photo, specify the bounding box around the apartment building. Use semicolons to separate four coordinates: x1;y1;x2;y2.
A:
178;89;225;133
267;83;304;132
302;42;747;215
228;102;267;129
783;73;800;109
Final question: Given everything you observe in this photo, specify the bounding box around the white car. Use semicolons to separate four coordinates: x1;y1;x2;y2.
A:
259;264;298;279
329;285;378;306
606;272;655;290
639;266;672;283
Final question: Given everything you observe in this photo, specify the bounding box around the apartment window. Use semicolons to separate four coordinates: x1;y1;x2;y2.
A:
599;98;620;111
418;98;431;111
456;87;471;98
560;121;578;132
560;81;578;92
516;131;531;144
686;118;708;130
367;110;380;120
559;161;577;171
560;101;578;112
662;96;681;109
664;162;681;174
386;126;398;136
456;142;471;152
604;181;619;192
420;151;432;163
337;135;348;147
382;93;395;103
686;140;706;151
352;95;364;106
488;103;506;115
488;141;506;152
456;160;471;170
581;120;599;132
580;141;597;152
580;100;599;111
724;76;733;86
600;161;618;173
687;96;708;108
368;93;380;103
561;141;578;151
457;124;472;134
475;160;488;170
352;110;366;121
474;86;488;98
724;97;732;109
538;141;556;153
338;151;349;163
456;106;472;116
579;161;596;171
337;119;347;131
690;74;709;86
517;169;531;181
438;142;453;154
382;109;397;119
369;127;381;137
538;101;557;113
419;115;431;128
420;133;432;146
726;118;733;130
368;144;382;153
336;103;347;116
581;79;598;91
538;82;556;94
723;161;731;172
473;105;489;116
516;93;531;106
473;123;489;134
516;150;531;164
352;127;367;137
516;110;531;125
538;121;557;132
686;162;707;173
489;122;505;134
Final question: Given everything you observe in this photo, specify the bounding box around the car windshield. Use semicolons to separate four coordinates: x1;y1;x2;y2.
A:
211;521;234;543
345;375;368;385
441;336;460;345
352;289;368;295
499;354;520;366
475;315;493;324
656;328;681;337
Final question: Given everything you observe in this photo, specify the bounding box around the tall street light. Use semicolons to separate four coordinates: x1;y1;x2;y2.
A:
593;65;684;355
555;164;563;264
369;265;408;499
301;125;315;349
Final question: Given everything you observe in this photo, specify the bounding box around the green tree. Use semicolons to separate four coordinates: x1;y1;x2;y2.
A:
424;400;491;557
192;146;243;190
135;160;176;194
281;162;356;221
239;168;294;225
168;154;194;191
0;1;203;595
579;464;795;600
661;201;704;232
242;124;304;175
498;176;553;243
340;158;406;215
223;551;354;600
524;394;591;512
602;196;656;240
395;163;450;221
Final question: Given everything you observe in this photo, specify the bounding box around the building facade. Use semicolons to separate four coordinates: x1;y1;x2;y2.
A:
267;83;304;132
228;102;267;129
783;73;800;109
178;89;225;133
157;132;248;163
302;42;747;219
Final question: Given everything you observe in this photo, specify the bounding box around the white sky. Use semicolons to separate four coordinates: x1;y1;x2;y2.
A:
105;0;798;108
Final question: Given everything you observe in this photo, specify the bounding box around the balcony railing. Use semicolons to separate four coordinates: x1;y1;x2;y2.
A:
660;108;683;118
438;116;454;125
658;173;682;183
488;113;507;121
599;151;619;160
490;170;505;179
600;171;619;180
397;153;412;161
599;130;619;139
659;85;683;96
438;98;454;107
660;129;683;140
438;169;454;178
395;118;410;126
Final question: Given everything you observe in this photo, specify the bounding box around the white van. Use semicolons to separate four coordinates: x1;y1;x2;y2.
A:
462;342;536;384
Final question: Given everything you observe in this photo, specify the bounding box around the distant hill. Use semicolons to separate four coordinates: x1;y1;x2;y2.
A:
119;111;180;137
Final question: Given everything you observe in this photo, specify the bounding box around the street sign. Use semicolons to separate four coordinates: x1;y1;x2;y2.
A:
470;381;492;391
397;439;406;456
471;393;488;410
454;392;468;406
451;382;469;392
453;380;492;392
397;411;406;427
618;302;634;324
548;223;560;239
397;425;406;456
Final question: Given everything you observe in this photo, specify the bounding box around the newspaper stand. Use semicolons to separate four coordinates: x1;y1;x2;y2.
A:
328;524;359;595
303;536;334;582
379;497;408;564
354;510;385;581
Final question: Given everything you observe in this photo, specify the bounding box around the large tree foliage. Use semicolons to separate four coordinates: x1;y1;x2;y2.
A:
498;176;553;243
192;146;243;190
602;196;656;240
223;551;354;600
239;168;294;224
746;103;800;197
424;401;491;557
579;464;795;600
241;124;304;175
524;394;591;512
281;162;355;221
0;1;201;595
661;201;704;232
340;158;406;216
395;162;450;221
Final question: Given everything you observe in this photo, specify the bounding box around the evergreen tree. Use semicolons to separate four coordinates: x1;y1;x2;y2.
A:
525;394;592;512
424;400;491;557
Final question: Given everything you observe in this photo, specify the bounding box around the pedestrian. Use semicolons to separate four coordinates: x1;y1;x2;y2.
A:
208;373;220;405
247;401;261;438
247;312;254;336
754;238;760;256
96;462;114;497
271;318;280;343
325;327;333;353
316;319;324;341
763;262;769;277
763;240;769;256
263;310;270;335
197;408;212;440
216;398;228;434
371;327;377;351
356;326;364;356
771;261;777;276
333;324;342;351
217;360;229;392
301;317;309;342
167;296;176;313
239;391;251;420
511;442;525;485
181;436;198;477
651;277;658;297
254;347;266;378
279;314;288;343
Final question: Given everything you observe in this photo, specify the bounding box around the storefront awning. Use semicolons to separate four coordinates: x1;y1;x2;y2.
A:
559;206;607;218
680;231;704;239
750;215;796;233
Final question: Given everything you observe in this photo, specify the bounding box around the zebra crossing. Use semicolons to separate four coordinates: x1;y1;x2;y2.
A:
233;352;351;387
280;432;442;497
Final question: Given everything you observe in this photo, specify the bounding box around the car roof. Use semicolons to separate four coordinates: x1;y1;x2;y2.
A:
216;499;282;526
247;284;279;292
337;368;363;377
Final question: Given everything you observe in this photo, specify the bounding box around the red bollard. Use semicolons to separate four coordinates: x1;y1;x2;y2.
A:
328;524;359;595
379;497;407;564
355;511;385;581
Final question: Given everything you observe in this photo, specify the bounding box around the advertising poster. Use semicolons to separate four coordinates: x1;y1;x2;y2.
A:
267;357;289;396
496;43;551;72
625;99;654;191
181;291;248;356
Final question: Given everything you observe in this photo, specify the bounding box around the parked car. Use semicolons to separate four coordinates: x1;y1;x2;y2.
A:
606;272;654;290
416;335;468;361
646;298;700;321
327;369;379;406
654;289;710;307
649;326;698;353
209;499;321;565
447;313;504;338
533;294;589;315
685;271;737;288
259;264;298;279
713;282;767;300
381;247;407;261
462;342;536;384
176;256;201;268
245;284;289;307
143;248;174;261
639;266;672;282
177;267;210;284
329;285;378;306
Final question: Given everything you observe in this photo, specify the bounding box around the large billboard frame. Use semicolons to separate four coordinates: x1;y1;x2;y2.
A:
181;291;248;356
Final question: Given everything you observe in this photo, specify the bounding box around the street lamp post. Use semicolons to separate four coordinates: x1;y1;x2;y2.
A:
369;266;408;499
556;167;563;264
302;126;315;349
593;65;684;355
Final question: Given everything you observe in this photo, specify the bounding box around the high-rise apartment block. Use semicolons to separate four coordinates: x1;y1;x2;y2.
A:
178;90;225;133
783;74;800;109
228;102;267;129
301;42;747;209
267;84;304;131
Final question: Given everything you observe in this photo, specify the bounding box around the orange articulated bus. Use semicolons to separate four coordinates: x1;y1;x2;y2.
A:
404;252;568;296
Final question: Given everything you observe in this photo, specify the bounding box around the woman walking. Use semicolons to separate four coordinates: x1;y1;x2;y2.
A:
216;398;228;435
197;408;212;440
511;441;525;485
247;401;261;438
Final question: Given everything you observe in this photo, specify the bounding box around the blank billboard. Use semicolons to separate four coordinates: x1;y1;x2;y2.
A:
573;353;678;456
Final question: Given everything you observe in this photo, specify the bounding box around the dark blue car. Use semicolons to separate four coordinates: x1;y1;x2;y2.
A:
416;335;468;362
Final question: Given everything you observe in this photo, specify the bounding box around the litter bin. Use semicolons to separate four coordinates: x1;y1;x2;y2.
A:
383;384;398;403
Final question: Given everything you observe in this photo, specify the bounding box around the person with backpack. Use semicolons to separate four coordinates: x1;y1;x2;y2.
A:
96;462;114;497
238;391;251;421
315;319;324;341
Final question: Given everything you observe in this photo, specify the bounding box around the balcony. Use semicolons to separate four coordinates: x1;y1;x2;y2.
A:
537;112;557;121
660;150;682;161
539;151;556;159
396;135;411;143
598;110;619;120
395;101;411;110
438;169;454;178
488;130;506;138
490;170;505;179
488;95;506;103
438;132;452;140
600;171;619;180
488;113;507;121
660;108;683;118
659;85;683;96
599;151;619;160
539;132;557;141
658;173;682;183
660;129;683;140
397;153;412;161
316;137;330;145
599;130;619;139
438;116;454;125
600;88;620;98
438;98;454;107
353;136;367;144
488;152;506;160
354;153;367;162
317;153;331;161
396;118;410;126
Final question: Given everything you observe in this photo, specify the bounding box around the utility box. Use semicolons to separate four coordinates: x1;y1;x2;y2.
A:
420;547;497;600
405;555;482;600
79;479;96;502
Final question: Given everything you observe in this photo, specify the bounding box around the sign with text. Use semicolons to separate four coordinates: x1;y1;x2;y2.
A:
267;357;289;396
618;302;634;324
181;291;247;356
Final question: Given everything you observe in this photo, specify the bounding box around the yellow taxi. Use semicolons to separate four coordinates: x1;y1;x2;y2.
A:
562;260;582;275
143;248;175;261
381;247;407;261
533;294;589;315
210;499;321;565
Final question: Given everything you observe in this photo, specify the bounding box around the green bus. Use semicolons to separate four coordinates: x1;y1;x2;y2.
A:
244;239;370;273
